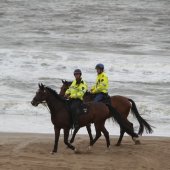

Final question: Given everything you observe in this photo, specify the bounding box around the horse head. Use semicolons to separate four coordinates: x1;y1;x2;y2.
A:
31;83;48;106
59;80;72;96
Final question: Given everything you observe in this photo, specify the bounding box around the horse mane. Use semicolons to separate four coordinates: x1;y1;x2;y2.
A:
45;86;65;102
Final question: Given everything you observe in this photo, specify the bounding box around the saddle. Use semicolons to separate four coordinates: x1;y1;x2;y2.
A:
100;94;111;105
65;99;89;129
65;99;89;115
78;94;111;114
85;91;111;105
80;103;89;114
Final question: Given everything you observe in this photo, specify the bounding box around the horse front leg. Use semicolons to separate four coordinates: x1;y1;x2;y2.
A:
70;127;80;143
89;124;101;149
64;128;76;151
89;130;101;148
70;124;93;144
52;126;60;154
101;126;110;148
86;124;93;144
116;128;125;146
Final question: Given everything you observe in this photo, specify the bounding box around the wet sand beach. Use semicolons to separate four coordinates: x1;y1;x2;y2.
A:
0;132;169;170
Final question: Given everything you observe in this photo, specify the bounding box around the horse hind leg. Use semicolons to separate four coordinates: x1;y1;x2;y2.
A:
129;122;141;145
116;128;125;146
119;120;140;145
116;122;140;146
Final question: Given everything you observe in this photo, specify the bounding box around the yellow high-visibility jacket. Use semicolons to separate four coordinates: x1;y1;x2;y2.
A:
65;79;88;100
91;72;108;94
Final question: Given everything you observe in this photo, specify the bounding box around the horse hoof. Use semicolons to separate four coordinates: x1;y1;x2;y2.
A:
133;137;141;145
115;143;121;146
135;140;141;145
50;151;57;155
105;146;111;152
70;140;74;144
74;148;80;154
87;146;92;151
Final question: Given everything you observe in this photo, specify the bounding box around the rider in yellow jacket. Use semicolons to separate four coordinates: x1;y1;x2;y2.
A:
91;63;109;102
65;69;87;128
65;78;87;101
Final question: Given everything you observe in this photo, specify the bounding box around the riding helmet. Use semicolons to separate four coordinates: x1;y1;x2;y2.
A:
95;63;104;70
74;69;82;75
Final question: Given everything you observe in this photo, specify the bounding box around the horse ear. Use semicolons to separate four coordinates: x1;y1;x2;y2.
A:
41;83;44;89
62;80;67;84
65;80;69;85
38;83;44;90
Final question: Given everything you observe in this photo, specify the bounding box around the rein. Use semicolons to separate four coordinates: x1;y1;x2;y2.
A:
42;101;51;113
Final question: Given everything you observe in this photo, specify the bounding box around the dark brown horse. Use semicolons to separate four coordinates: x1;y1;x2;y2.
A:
31;83;139;153
60;80;153;145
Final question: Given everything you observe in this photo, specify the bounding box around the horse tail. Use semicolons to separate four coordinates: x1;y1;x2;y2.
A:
106;104;138;138
128;99;153;135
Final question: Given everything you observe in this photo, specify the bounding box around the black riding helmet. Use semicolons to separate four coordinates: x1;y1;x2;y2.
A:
74;69;82;75
95;63;104;70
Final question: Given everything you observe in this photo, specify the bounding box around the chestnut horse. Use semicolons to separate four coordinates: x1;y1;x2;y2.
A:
31;83;139;153
59;80;153;145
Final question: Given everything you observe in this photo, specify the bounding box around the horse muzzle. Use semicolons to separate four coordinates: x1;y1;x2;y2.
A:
31;100;39;106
